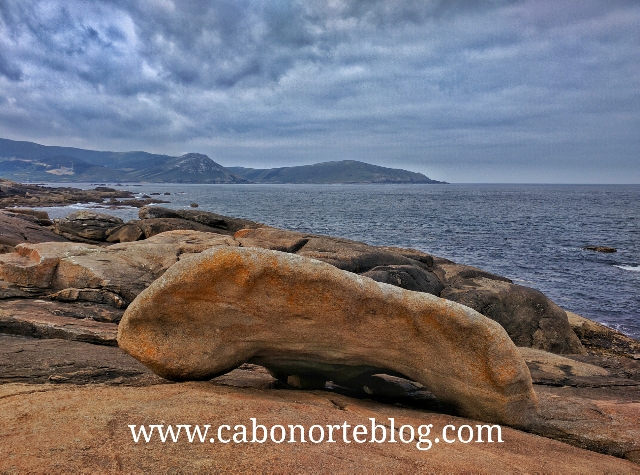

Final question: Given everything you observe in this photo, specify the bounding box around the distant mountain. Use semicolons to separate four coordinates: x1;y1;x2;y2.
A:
0;138;445;184
227;160;445;184
0;138;248;183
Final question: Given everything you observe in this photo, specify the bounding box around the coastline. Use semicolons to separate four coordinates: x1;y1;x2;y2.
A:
1;180;639;471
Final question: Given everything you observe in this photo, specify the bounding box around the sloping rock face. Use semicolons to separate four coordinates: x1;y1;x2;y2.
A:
567;311;640;358
0;230;238;308
0;299;119;345
0;210;69;253
235;227;584;355
118;246;539;428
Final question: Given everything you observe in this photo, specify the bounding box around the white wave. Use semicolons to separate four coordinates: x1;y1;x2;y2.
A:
614;264;640;272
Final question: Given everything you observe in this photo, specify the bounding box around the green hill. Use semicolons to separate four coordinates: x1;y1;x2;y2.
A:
227;160;445;184
0;138;247;183
0;138;445;184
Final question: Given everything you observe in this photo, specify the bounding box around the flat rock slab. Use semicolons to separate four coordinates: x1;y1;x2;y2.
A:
119;246;538;427
0;334;163;386
0;299;118;345
1;382;638;474
535;385;640;463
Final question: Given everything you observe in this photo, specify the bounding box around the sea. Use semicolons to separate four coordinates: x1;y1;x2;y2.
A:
35;183;640;340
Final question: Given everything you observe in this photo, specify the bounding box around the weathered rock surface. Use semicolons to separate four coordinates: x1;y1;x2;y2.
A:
1;382;638;474
0;209;70;253
235;227;585;355
2;207;53;225
53;210;124;242
0;334;160;385
441;277;584;355
118;246;539;427
0;299;119;345
105;222;144;243
0;230;238;305
139;206;263;235
136;217;230;239
362;264;444;295
236;227;421;273
567;311;640;358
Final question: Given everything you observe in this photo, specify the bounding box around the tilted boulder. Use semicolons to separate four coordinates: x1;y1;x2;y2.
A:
105;222;144;243
235;227;583;354
118;246;539;427
0;210;69;253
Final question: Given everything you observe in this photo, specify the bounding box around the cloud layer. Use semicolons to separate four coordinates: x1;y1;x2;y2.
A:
1;0;638;182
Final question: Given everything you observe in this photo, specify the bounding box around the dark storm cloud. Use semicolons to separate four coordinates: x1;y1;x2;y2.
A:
0;0;638;182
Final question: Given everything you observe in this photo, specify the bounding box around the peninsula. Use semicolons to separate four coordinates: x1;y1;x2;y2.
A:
0;138;443;184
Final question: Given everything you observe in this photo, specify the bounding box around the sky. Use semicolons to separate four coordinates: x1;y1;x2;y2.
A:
0;0;638;183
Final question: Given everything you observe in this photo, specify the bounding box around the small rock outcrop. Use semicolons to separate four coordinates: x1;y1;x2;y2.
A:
0;179;168;208
583;245;617;253
118;246;539;427
53;210;124;243
0;230;238;307
139;206;263;235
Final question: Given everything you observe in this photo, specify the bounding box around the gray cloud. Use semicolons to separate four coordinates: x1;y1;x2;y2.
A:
0;0;638;182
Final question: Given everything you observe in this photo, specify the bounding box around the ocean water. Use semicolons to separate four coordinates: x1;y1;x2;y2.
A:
37;183;640;339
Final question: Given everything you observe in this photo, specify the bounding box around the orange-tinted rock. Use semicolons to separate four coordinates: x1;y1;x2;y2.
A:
0;231;238;304
1;382;638;474
118;247;539;427
105;222;144;243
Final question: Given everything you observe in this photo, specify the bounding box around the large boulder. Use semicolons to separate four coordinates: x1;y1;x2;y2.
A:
118;246;539;427
441;277;584;355
235;228;583;355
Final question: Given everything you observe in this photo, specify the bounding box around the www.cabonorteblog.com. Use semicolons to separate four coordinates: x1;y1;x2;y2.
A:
129;418;503;451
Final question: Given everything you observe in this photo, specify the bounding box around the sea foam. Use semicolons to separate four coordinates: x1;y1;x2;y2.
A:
614;265;640;272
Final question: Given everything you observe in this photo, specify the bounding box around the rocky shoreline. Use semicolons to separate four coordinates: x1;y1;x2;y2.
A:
0;178;169;209
0;182;639;472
